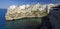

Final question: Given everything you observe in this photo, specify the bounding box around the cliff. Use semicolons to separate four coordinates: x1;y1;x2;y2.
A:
5;3;56;20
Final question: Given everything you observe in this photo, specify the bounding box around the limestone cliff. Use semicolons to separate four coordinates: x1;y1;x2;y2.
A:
5;3;56;20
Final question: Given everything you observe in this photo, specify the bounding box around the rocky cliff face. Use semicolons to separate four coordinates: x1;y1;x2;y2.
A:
48;4;60;29
5;3;47;20
5;3;57;20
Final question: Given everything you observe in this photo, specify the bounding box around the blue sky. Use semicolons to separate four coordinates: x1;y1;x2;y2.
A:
0;0;60;9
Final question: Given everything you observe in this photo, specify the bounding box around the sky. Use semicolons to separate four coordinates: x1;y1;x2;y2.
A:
0;0;60;9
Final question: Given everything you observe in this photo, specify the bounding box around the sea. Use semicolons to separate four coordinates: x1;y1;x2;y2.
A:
0;9;7;29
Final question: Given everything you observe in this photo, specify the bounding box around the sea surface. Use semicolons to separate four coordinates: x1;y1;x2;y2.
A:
0;9;7;29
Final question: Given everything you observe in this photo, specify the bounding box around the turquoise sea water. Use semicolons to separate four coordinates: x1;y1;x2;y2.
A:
6;17;42;29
